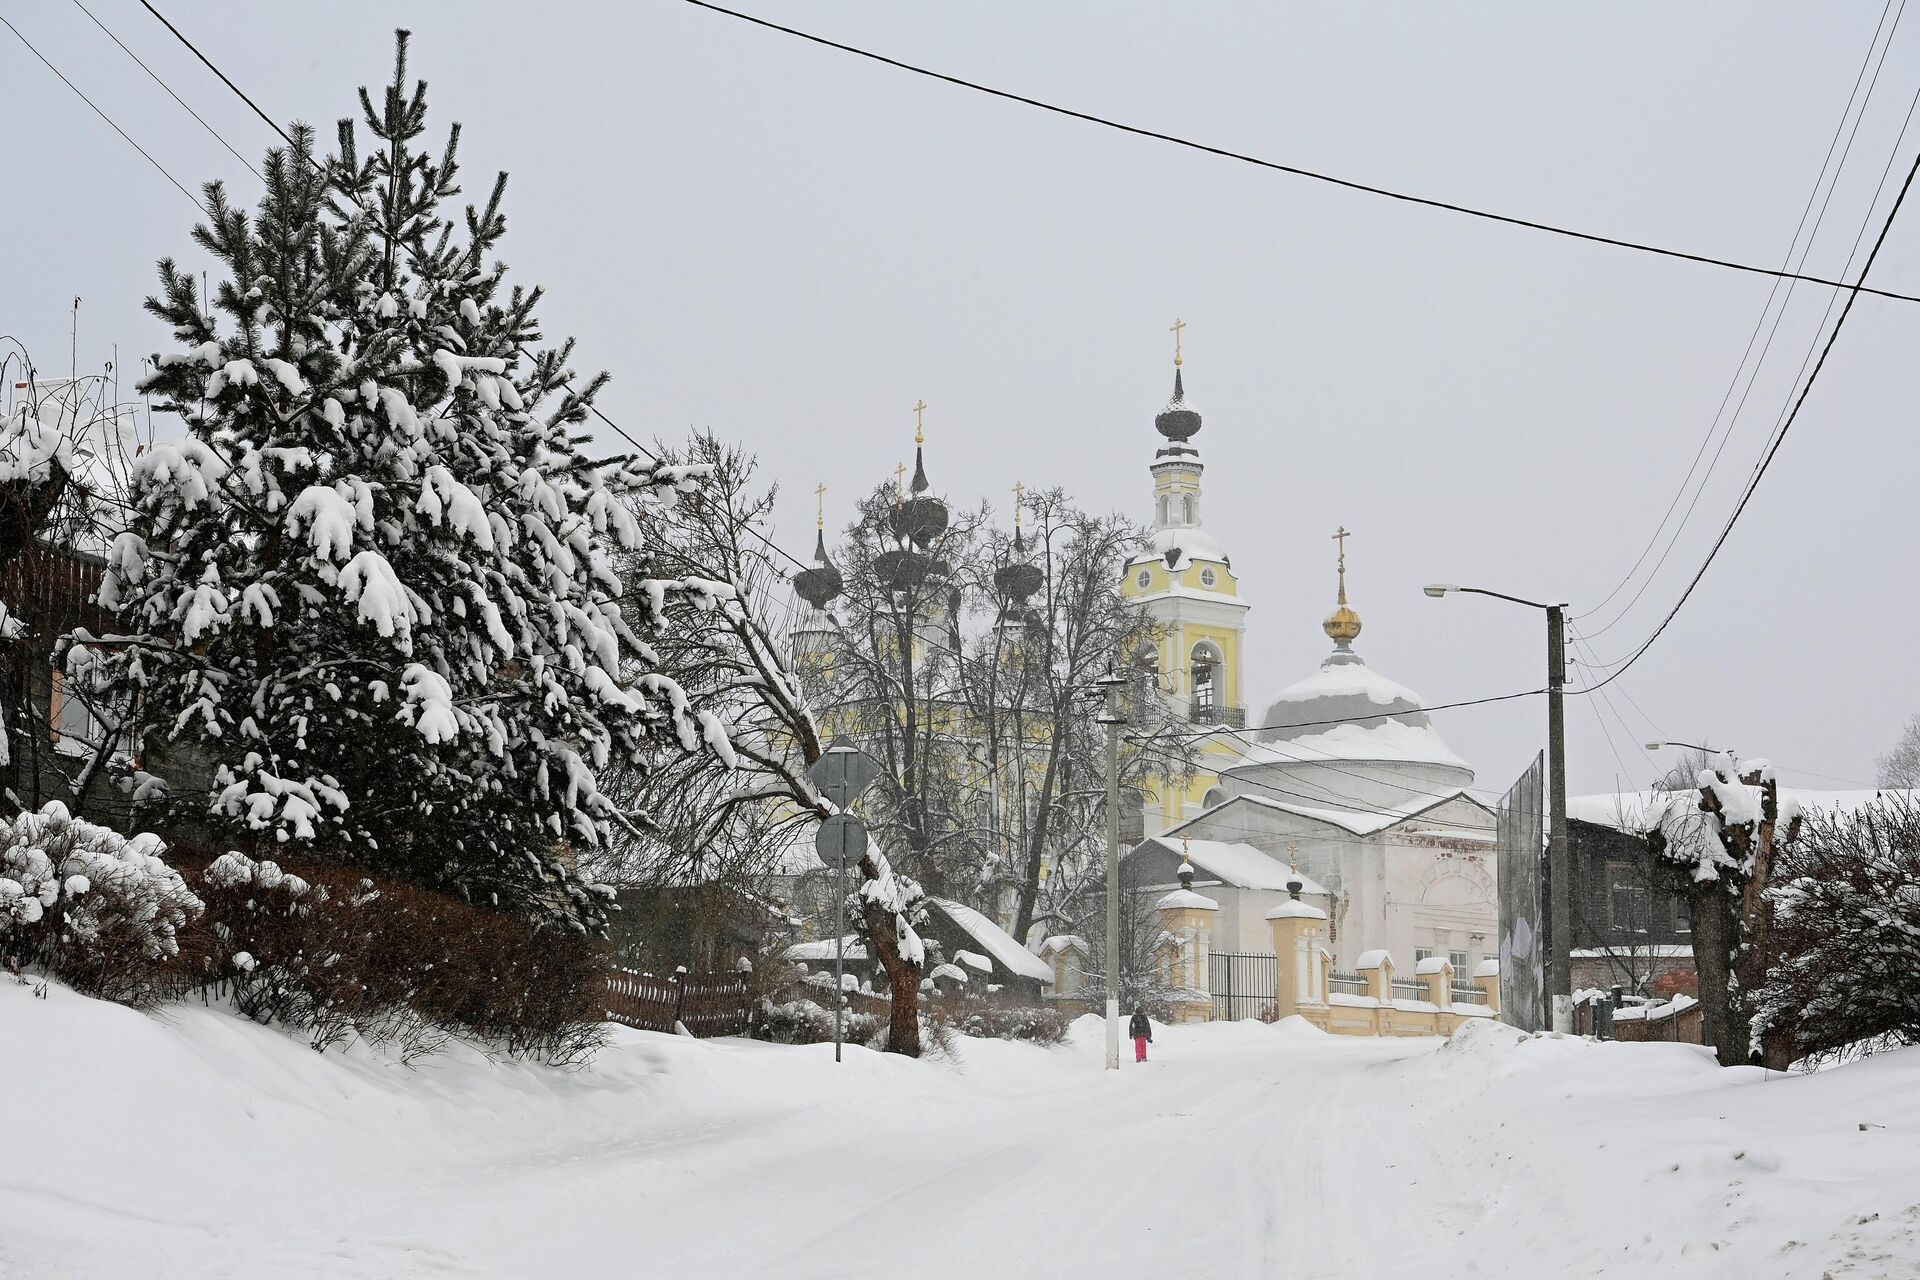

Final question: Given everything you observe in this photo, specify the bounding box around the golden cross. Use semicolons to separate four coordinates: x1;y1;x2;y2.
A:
1332;526;1351;605
913;399;928;446
1182;832;1191;860
814;482;826;530
894;462;908;503
1169;317;1186;367
1012;480;1025;527
1289;842;1300;876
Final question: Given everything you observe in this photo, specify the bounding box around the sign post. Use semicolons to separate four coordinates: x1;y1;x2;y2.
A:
806;734;883;1063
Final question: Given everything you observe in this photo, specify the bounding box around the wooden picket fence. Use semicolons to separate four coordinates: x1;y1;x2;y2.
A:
604;968;752;1037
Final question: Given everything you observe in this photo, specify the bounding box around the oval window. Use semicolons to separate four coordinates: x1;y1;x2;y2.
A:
1199;567;1217;587
1136;568;1152;589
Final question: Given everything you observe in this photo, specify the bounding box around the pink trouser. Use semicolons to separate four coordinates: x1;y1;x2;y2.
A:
1134;1036;1148;1062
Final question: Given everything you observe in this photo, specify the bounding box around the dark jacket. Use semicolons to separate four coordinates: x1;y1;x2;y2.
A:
1128;1012;1152;1040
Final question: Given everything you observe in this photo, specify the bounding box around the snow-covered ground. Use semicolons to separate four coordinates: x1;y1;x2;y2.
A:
5;981;1917;1279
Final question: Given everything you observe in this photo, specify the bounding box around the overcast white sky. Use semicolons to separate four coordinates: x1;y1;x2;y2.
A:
6;1;1918;796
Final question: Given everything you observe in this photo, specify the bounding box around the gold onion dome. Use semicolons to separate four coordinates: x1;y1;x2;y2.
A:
1323;525;1362;646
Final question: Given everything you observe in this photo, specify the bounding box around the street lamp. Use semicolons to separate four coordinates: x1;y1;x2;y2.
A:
1645;740;1722;755
1423;582;1573;1034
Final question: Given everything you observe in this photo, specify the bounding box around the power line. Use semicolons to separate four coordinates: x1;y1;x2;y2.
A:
1578;139;1920;694
1574;0;1906;627
69;0;263;181
0;12;201;209
676;0;1920;307
1580;27;1920;646
126;1;821;579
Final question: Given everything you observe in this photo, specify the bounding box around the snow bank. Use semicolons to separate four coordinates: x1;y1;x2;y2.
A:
7;981;1920;1278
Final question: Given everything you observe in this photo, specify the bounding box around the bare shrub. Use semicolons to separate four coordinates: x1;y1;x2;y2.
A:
927;993;1070;1045
197;852;607;1064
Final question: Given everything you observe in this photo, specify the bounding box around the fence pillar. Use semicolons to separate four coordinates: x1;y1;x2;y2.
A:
1156;863;1219;1024
1473;959;1500;1014
1416;957;1453;1008
1356;950;1393;1034
1266;878;1328;1022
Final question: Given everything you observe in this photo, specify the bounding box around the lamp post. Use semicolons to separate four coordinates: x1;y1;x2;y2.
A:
1424;583;1572;1033
1094;666;1132;1070
1645;740;1723;755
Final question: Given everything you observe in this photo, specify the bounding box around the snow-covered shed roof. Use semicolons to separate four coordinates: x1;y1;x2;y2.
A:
1139;836;1331;896
1567;788;1919;834
926;898;1055;984
785;936;868;962
1036;934;1089;957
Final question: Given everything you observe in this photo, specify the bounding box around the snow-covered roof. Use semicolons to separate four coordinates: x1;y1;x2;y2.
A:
1264;899;1326;921
1155;887;1220;912
1354;949;1392;972
1472;958;1501;979
1567;788;1919;834
1414;956;1452;976
1129;524;1229;572
1569;944;1694;959
1140;836;1331;895
1036;934;1089;957
784;937;868;962
1253;651;1469;772
927;898;1055;984
955;950;991;973
1210;789;1489;840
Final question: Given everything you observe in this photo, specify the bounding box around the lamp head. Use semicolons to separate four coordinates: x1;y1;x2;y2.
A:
1423;584;1456;599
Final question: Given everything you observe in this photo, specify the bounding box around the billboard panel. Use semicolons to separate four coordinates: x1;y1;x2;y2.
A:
1496;752;1545;1031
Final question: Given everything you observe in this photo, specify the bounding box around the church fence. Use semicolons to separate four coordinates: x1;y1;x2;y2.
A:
1328;972;1366;997
1208;951;1278;1021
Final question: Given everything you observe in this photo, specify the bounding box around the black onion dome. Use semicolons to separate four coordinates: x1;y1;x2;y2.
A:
792;528;843;609
994;527;1043;602
874;547;947;592
1154;368;1202;444
890;446;949;547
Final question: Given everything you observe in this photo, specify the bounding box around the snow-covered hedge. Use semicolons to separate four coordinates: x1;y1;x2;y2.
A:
753;997;882;1047
927;993;1070;1045
0;802;203;1005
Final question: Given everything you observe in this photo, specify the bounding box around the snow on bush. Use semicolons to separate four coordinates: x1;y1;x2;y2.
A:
0;801;203;1005
76;39;737;932
753;997;881;1047
1758;795;1920;1062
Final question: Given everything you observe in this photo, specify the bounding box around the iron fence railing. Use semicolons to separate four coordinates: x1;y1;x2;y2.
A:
1209;951;1277;1021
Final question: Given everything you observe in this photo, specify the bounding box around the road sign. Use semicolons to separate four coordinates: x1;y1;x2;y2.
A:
806;733;883;811
813;813;869;871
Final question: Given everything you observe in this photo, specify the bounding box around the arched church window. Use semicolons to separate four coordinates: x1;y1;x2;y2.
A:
1190;640;1224;714
1182;494;1195;524
1158;496;1170;525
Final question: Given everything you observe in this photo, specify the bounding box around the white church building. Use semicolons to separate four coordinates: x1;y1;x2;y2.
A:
1118;347;1500;981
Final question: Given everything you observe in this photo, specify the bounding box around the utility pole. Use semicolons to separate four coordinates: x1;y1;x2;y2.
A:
1546;603;1571;1033
1096;668;1129;1071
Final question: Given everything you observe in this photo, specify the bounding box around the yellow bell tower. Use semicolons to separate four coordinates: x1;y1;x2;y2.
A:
1120;322;1251;834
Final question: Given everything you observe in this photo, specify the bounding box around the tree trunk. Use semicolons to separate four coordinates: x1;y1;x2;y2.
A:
1689;885;1749;1066
858;853;923;1057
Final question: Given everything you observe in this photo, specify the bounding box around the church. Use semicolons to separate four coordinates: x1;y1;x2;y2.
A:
1119;335;1501;981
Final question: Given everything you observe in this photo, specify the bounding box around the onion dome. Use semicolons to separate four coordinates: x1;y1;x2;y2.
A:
1154;368;1202;448
994;525;1043;604
874;547;938;592
792;528;843;610
1323;525;1362;648
890;442;950;548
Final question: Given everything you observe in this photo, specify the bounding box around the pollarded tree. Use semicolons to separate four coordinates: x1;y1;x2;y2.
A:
73;36;726;931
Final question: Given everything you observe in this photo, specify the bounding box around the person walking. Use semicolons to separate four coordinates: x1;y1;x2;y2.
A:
1129;1007;1153;1063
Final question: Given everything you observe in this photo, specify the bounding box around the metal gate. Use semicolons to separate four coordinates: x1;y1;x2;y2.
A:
1209;951;1277;1022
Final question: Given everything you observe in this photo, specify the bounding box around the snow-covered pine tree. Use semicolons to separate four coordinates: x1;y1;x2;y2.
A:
75;35;728;931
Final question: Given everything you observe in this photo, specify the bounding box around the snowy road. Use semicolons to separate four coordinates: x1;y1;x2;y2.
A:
6;985;1919;1279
